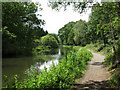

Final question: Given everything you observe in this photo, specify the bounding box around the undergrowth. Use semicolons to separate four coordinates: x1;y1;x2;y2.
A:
104;39;120;88
86;43;112;55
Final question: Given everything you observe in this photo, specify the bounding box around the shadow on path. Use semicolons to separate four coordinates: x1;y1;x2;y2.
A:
90;62;103;66
69;80;119;90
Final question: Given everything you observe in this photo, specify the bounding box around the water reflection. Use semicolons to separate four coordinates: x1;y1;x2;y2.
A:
2;48;60;86
34;48;61;71
2;46;72;86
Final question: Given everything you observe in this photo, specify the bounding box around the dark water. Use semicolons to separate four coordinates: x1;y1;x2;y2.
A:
2;46;72;86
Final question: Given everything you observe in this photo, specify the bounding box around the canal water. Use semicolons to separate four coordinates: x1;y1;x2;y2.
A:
2;46;72;86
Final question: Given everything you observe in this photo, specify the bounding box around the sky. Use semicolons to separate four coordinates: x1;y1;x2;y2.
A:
32;0;91;34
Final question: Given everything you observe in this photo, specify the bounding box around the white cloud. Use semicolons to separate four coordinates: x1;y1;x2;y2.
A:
32;0;91;34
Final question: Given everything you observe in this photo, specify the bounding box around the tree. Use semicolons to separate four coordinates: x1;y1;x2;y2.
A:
58;20;88;46
73;20;88;46
48;1;92;13
49;33;59;44
88;2;120;50
2;2;47;57
58;21;75;45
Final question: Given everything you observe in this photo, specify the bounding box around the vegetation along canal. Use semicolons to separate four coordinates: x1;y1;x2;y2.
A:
2;46;71;86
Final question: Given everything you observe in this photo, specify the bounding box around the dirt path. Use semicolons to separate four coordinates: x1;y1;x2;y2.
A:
70;51;111;90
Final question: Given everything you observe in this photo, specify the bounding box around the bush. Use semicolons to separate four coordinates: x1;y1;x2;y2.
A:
104;53;116;68
109;67;120;87
41;34;58;48
33;45;51;55
33;34;59;55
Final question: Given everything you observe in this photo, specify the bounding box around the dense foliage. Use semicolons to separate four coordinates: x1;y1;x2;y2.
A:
88;3;120;87
4;47;93;89
104;38;120;87
58;22;75;45
41;34;58;48
2;2;48;57
58;20;88;46
88;3;120;46
2;1;120;88
57;2;120;87
33;34;59;55
57;2;120;49
49;1;89;13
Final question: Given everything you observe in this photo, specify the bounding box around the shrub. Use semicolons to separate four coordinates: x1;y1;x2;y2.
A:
109;67;120;87
41;34;58;48
33;34;59;55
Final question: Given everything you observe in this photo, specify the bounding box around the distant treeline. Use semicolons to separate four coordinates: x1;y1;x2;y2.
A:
58;3;120;47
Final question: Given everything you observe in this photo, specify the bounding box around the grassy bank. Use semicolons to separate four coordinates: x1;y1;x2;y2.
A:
3;47;93;89
86;43;112;55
